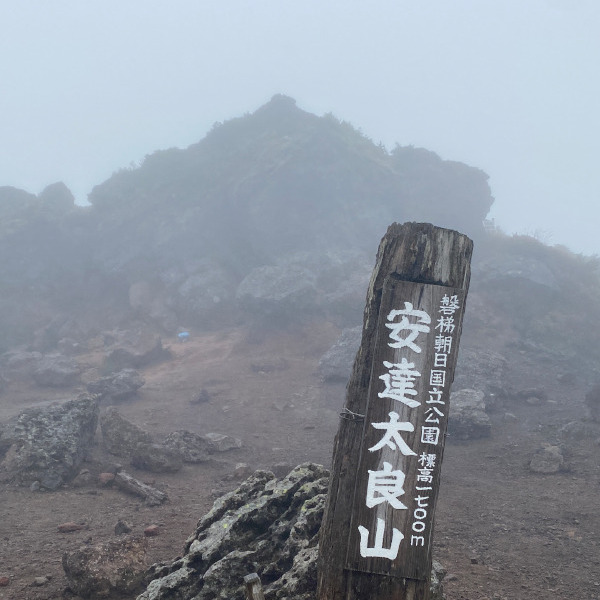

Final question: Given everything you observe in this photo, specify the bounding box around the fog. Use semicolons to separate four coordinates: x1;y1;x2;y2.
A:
1;0;599;253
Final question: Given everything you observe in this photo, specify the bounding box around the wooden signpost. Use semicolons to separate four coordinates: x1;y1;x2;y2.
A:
317;222;472;600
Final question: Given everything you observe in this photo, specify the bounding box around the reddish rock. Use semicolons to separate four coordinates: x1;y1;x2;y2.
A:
98;472;115;486
143;525;159;537
58;522;84;533
0;577;10;586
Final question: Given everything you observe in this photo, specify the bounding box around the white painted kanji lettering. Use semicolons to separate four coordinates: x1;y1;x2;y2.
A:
435;316;455;333
434;353;448;367
366;461;408;510
439;294;460;315
385;302;431;353
421;426;440;445
418;453;437;468
378;358;421;408
427;387;444;404
369;412;417;456
434;335;453;354
429;370;446;387
358;518;404;560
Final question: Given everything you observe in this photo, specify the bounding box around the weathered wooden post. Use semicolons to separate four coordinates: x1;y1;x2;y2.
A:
244;573;266;600
317;222;472;600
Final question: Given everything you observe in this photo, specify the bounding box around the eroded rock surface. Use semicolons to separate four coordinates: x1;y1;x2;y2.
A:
63;535;148;599
448;388;491;440
87;369;145;402
0;394;99;490
100;408;153;457
136;463;445;600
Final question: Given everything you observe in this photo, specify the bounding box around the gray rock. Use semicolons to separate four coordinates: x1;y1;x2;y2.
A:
236;264;317;320
100;408;153;457
113;471;168;506
32;353;81;387
0;394;99;490
63;535;148;599
136;463;445;600
0;350;43;381
87;369;145;402
163;430;211;463
201;432;243;453
454;348;507;408
131;443;183;473
559;420;600;441
318;326;361;383
175;259;236;322
448;389;491;440
103;330;171;372
529;445;565;474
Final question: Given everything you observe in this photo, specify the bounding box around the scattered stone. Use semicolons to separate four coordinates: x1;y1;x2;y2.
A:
87;369;145;402
318;326;361;383
100;408;153;457
516;387;548;403
29;481;40;492
63;535;148;599
529;445;565;474
113;470;168;506
98;472;115;486
0;576;10;586
190;388;211;404
144;525;160;537
0;350;43;382
0;394;99;490
72;469;92;488
202;432;243;453
32;354;81;387
32;576;48;586
233;463;252;479
448;389;491;440
115;520;133;535
162;430;210;463
131;443;183;473
58;522;85;533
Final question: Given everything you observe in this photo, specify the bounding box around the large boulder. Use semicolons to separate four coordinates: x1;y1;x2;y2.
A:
102;330;171;373
136;463;445;600
87;369;145;402
448;389;491;441
63;535;148;599
0;394;99;490
529;444;565;474
32;354;81;387
100;408;153;457
0;350;43;382
318;326;361;383
163;430;211;463
131;443;183;473
236;264;318;323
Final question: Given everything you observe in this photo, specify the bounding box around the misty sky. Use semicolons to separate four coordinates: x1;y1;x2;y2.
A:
1;1;599;254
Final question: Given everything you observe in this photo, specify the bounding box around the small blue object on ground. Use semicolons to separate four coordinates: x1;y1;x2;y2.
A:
178;331;190;342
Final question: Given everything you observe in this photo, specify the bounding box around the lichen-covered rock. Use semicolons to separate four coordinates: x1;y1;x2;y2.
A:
163;430;211;463
100;408;153;457
63;535;148;598
0;394;99;490
131;443;183;473
136;463;445;600
448;388;491;440
318;326;361;383
87;369;145;402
